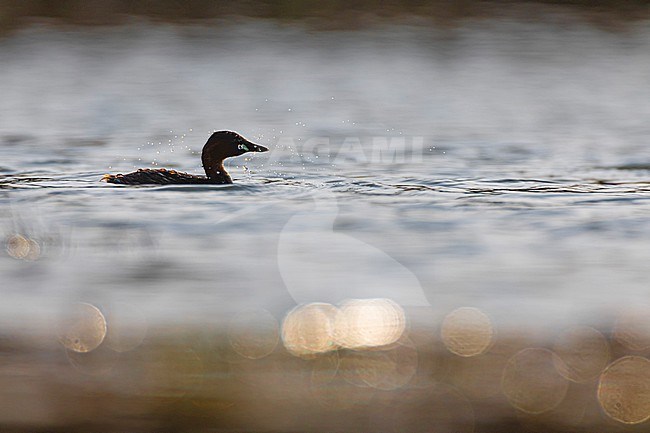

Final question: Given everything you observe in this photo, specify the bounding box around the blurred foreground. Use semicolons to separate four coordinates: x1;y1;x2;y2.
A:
4;300;650;432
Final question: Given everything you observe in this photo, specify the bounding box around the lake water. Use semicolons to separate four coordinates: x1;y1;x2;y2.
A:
1;18;650;431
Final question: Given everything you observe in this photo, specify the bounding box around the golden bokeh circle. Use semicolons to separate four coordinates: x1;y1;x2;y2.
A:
614;309;650;352
228;309;280;359
282;303;338;357
552;326;610;383
501;348;569;414
58;303;107;353
28;239;40;260
334;298;406;350
441;307;494;357
598;356;650;424
6;234;40;261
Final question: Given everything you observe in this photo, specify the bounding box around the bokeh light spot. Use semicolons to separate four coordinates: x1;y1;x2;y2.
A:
58;303;107;353
334;298;406;350
501;348;569;414
441;307;494;357
598;356;650;424
228;309;279;359
5;234;40;261
552;326;609;383
282;303;339;357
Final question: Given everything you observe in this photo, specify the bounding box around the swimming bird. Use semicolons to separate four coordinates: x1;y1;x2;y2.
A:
102;131;268;185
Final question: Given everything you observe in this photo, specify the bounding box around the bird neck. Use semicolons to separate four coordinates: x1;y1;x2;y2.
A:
203;160;232;183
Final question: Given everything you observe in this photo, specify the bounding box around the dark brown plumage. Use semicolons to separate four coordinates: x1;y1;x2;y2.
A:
102;168;214;185
103;131;268;185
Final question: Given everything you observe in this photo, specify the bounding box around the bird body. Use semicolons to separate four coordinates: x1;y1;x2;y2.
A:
103;168;216;185
103;131;267;185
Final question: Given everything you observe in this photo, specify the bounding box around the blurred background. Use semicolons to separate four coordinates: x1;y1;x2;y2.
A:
1;1;650;432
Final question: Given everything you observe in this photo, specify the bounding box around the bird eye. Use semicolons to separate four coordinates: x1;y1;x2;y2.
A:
238;144;249;151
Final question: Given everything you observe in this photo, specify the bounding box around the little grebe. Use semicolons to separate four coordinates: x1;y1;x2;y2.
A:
103;131;268;185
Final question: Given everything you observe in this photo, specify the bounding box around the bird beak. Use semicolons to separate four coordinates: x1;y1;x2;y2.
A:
247;141;269;153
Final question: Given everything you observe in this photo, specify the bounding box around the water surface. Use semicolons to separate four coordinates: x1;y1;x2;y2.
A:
1;19;649;330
